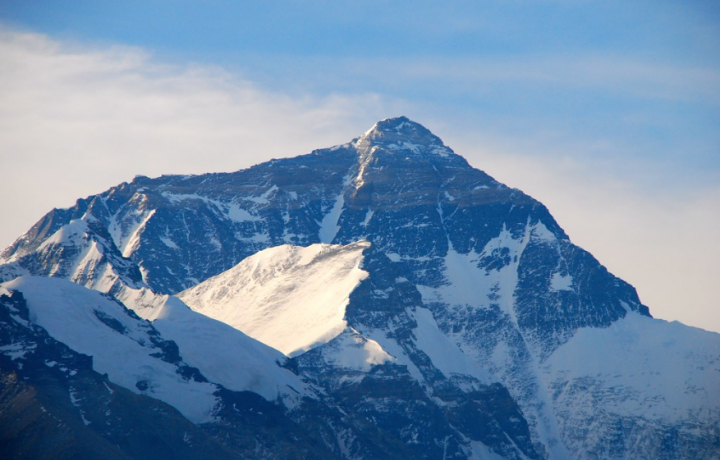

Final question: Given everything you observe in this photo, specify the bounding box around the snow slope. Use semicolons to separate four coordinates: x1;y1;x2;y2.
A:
1;276;308;418
103;284;310;402
1;276;219;423
543;313;720;457
178;241;370;356
146;295;308;402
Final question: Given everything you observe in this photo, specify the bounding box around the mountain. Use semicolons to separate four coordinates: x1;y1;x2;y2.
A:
1;116;719;459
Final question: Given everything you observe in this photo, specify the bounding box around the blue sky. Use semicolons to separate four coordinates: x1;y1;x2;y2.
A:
1;1;719;331
4;0;717;180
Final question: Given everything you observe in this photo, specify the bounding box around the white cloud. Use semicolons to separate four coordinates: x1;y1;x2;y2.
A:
0;29;404;248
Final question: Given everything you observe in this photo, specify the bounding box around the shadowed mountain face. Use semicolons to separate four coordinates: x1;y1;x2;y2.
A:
2;117;718;460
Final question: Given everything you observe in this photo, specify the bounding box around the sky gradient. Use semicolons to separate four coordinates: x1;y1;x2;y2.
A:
1;1;719;332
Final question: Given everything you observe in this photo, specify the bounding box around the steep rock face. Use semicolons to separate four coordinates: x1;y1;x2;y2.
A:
291;245;541;460
1;117;718;460
181;242;540;459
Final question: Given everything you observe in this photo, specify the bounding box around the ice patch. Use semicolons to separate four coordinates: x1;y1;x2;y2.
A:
531;222;556;242
322;329;395;371
162;192;260;223
362;209;374;226
410;307;492;383
0;343;34;360
160;237;179;249
364;328;426;385
226;203;260;222
431;145;451;157
319;177;349;243
465;441;506;460
121;210;156;257
416;224;536;327
386;141;421;153
550;272;573;291
247;185;278;204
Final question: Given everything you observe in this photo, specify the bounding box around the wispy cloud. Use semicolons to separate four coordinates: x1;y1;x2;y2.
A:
0;28;403;247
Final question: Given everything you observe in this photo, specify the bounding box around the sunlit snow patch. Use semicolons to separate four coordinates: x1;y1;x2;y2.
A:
550;272;573;291
109;286;309;403
409;306;492;384
318;328;395;371
178;240;371;357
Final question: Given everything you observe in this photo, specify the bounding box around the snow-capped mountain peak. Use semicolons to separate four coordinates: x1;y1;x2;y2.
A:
2;117;718;460
357;116;455;156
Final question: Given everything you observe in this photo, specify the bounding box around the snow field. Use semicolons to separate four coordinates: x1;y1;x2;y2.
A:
179;241;371;357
